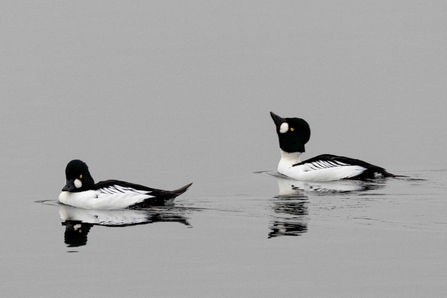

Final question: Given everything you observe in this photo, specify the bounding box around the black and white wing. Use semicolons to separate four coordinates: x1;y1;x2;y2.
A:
94;180;193;209
294;154;394;180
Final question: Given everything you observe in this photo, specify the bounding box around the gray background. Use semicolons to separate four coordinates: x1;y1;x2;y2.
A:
1;2;446;297
2;1;446;184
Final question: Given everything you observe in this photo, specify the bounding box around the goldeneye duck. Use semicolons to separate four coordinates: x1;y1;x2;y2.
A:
270;112;395;181
58;159;192;210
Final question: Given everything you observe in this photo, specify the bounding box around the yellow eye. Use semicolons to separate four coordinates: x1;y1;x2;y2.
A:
79;174;83;179
290;127;294;131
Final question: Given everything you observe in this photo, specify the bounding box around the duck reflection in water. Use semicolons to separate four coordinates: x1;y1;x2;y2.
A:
268;173;386;238
60;205;191;247
269;177;309;238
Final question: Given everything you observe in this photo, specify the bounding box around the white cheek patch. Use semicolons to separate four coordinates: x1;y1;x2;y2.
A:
74;179;82;189
279;122;289;134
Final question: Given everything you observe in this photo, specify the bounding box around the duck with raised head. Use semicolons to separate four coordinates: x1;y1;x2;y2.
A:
270;112;395;181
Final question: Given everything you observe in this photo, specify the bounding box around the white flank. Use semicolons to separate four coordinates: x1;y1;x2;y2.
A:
58;186;154;210
277;150;365;182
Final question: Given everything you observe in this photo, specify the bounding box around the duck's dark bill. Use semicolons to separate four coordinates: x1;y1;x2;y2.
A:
62;179;76;192
270;112;285;126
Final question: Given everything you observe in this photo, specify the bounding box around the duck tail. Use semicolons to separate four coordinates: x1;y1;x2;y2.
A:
382;170;396;178
376;170;411;179
171;182;193;197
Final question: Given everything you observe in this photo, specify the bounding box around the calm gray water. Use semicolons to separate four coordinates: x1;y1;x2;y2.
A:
3;168;447;297
1;2;447;297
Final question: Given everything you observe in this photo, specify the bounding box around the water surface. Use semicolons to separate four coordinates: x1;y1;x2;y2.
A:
2;168;446;297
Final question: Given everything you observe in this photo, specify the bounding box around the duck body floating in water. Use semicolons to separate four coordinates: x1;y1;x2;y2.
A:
270;112;396;182
58;159;192;210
